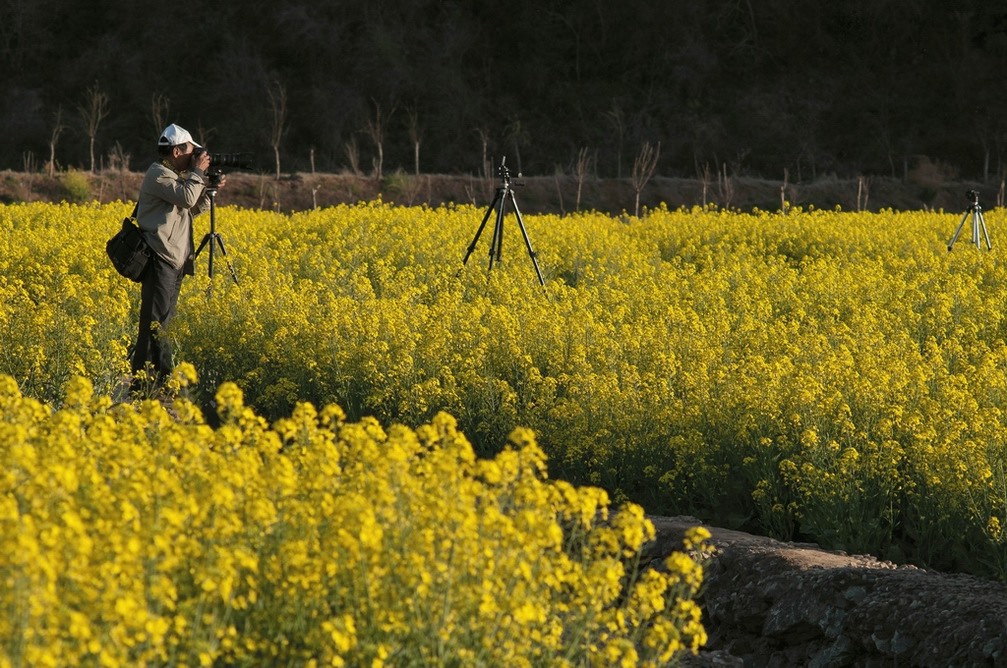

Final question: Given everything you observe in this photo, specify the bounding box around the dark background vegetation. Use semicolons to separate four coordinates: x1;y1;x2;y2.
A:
3;1;1007;185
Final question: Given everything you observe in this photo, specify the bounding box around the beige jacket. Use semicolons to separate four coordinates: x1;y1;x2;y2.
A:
137;161;211;270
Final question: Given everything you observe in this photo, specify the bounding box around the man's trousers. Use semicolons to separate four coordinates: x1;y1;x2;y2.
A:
131;255;185;382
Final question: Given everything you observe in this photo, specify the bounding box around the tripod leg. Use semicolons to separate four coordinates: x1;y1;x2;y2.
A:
979;210;993;250
204;194;218;277
195;234;211;257
213;234;240;285
488;187;508;273
195;232;216;277
507;190;547;287
948;209;971;251
462;189;502;268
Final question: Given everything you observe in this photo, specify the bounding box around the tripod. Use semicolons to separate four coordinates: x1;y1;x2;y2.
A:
460;157;546;287
195;178;239;286
948;190;992;252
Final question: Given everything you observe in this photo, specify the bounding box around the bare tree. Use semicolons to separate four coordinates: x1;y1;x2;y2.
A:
21;151;37;200
717;162;735;209
503;117;529;174
630;141;660;217
780;168;789;212
48;106;67;177
106;142;132;199
344;135;361;176
698;162;712;207
574;146;594;212
407;107;422;176
604;104;626;178
77;83;109;173
474;127;492;178
194;124;216;150
983;136;991;184
107;142;131;172
553;164;566;216
267;79;287;179
364;98;395;180
150;92;170;137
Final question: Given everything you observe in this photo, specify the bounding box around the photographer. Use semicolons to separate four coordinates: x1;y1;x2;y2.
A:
130;123;227;394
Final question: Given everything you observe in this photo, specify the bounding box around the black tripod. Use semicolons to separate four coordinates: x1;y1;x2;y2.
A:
948;189;992;252
195;174;239;286
461;157;546;287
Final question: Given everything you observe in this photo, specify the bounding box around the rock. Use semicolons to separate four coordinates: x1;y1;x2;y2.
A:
651;516;1007;667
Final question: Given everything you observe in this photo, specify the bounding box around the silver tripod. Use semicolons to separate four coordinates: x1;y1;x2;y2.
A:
948;189;992;251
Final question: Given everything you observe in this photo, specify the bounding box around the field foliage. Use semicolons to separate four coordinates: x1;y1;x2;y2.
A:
2;200;1007;584
1;371;708;665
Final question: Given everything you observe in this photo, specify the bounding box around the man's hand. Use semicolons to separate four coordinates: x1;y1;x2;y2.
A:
192;149;211;173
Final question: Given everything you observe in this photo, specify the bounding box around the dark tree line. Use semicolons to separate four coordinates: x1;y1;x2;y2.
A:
3;0;1007;181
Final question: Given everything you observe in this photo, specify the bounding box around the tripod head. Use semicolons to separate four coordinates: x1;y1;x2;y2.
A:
498;156;522;188
205;169;224;196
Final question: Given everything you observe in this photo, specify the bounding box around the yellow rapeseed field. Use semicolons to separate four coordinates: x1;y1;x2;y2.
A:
0;369;708;666
1;199;1006;644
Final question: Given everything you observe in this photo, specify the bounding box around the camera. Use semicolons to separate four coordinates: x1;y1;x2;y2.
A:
209;152;254;170
192;148;253;189
967;189;980;203
193;147;253;170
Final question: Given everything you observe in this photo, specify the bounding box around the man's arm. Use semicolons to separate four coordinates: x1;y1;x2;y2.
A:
146;166;207;209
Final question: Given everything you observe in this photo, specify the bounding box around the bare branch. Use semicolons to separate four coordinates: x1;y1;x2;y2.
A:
407;107;423;176
150;92;170;137
364;98;396;180
474;127;492;179
574;146;595;212
344;135;361;176
267;79;288;179
630;141;660;217
604;104;626;178
77;83;109;174
48;107;67;178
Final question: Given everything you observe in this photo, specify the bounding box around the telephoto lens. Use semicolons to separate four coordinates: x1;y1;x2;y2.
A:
210;153;254;170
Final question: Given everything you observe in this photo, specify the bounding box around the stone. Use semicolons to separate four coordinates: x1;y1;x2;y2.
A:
649;515;1007;667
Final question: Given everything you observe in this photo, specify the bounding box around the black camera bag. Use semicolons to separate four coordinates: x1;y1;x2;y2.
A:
106;203;150;282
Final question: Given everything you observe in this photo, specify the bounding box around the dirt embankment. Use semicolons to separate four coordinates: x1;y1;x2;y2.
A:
2;169;999;215
650;517;1007;667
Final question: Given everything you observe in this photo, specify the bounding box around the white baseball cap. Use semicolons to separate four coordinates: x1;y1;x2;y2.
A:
158;123;201;148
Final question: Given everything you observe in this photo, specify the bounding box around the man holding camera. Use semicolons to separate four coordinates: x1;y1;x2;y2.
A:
130;123;227;394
